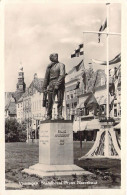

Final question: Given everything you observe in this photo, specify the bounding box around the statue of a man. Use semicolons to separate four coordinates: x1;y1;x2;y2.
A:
43;53;65;120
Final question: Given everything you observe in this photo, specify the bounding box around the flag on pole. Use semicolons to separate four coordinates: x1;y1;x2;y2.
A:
67;60;84;75
71;43;84;58
98;18;107;43
71;51;76;58
92;53;121;65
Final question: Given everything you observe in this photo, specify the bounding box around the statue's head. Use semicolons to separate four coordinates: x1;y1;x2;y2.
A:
49;53;58;62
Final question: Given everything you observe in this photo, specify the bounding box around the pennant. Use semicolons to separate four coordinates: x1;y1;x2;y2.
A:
98;19;107;43
92;53;121;65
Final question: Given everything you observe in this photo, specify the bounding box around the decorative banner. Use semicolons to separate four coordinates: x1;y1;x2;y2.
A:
92;53;121;65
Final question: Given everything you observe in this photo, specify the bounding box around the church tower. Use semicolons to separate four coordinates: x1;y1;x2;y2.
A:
16;66;26;93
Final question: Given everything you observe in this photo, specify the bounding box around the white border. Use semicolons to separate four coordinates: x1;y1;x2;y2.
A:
1;0;126;195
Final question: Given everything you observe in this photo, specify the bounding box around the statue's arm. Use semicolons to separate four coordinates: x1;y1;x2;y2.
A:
55;63;65;88
43;67;50;90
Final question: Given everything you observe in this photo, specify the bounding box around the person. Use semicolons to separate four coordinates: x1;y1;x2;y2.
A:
43;53;65;120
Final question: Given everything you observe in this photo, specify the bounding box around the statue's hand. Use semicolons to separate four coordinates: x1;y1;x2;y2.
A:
43;88;47;93
54;85;59;91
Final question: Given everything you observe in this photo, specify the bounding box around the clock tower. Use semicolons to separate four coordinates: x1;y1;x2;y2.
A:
16;66;26;94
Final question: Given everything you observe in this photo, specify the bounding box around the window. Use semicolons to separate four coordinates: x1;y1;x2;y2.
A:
67;95;70;99
71;94;73;99
66;104;69;108
74;102;77;108
114;109;117;117
118;103;121;117
19;72;22;76
114;103;117;108
85;108;89;116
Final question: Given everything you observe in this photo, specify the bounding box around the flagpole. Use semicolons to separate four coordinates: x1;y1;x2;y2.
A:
83;31;120;36
83;33;85;70
79;3;121;160
106;3;110;119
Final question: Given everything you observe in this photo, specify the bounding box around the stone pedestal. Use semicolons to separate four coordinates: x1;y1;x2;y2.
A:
23;120;91;177
39;120;73;165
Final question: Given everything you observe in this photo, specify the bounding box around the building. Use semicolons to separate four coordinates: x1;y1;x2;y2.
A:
5;65;26;120
65;60;121;141
20;74;44;141
13;66;26;102
65;60;107;121
16;96;23;123
5;96;16;119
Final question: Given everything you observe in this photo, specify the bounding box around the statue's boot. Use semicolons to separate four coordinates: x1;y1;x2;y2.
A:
46;115;52;120
57;115;64;120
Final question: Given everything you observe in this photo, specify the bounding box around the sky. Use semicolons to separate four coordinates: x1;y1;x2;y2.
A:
5;1;121;92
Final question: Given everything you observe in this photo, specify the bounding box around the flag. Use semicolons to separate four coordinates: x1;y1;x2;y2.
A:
71;51;76;58
98;19;107;43
92;53;121;65
67;60;84;75
71;43;84;58
79;43;84;55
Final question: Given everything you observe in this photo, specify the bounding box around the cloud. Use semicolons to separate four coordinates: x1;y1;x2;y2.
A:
5;3;121;91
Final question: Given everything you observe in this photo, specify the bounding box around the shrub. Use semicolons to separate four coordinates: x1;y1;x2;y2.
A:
5;118;27;142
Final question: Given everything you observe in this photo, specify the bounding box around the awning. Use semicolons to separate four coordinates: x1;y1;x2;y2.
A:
73;120;80;132
92;53;121;65
84;119;101;130
73;118;101;132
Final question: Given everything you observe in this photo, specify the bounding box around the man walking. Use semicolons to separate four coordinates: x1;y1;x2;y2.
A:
43;53;65;120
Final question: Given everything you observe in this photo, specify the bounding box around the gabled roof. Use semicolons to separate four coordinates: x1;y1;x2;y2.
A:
29;77;44;95
17;96;23;103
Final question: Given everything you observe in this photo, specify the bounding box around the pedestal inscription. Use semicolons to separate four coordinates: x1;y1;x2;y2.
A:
39;121;73;165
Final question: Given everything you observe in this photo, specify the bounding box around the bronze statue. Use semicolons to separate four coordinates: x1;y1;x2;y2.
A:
43;53;65;120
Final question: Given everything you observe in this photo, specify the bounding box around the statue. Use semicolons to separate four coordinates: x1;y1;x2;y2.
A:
43;53;65;120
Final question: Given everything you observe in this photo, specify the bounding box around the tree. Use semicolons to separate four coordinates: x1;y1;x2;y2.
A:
5;118;27;142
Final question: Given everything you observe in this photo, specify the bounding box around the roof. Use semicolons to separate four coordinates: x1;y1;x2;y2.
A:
65;78;79;85
17;96;23;103
29;77;44;95
66;61;106;92
66;83;78;92
5;101;16;115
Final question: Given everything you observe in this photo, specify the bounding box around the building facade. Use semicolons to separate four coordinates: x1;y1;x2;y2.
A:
16;96;23;123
